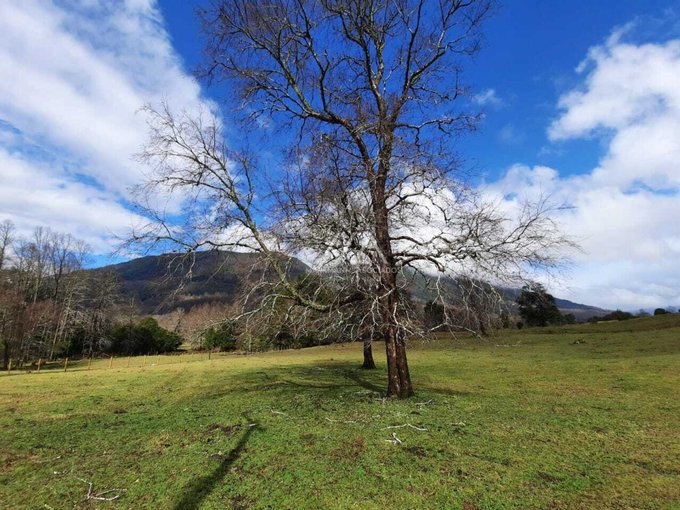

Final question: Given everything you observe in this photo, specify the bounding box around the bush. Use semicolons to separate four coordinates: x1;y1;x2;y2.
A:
107;318;182;355
202;323;237;351
516;284;563;327
654;308;669;316
589;310;635;322
562;313;576;324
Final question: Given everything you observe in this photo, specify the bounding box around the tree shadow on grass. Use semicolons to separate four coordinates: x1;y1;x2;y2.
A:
183;361;475;408
337;367;384;394
172;415;260;510
274;362;385;395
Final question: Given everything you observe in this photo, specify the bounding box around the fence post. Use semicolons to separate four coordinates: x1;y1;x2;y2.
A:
64;358;69;372
37;358;42;373
109;355;113;369
88;358;92;370
126;356;130;368
7;360;12;375
143;355;147;367
208;350;211;361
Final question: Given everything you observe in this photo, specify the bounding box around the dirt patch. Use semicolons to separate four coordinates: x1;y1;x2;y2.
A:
231;494;251;510
405;446;427;458
537;471;561;483
300;432;316;445
331;436;365;459
206;423;240;435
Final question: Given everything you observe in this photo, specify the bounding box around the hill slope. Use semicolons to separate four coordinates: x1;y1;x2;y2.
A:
101;251;308;314
98;251;608;319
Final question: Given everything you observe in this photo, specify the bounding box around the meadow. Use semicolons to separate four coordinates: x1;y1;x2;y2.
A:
1;315;679;509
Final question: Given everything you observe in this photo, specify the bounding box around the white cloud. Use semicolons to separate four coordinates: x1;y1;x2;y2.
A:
0;147;146;253
548;30;680;191
473;88;502;107
0;0;213;253
490;29;680;310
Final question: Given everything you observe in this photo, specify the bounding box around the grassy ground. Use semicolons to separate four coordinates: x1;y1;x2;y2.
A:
1;316;679;509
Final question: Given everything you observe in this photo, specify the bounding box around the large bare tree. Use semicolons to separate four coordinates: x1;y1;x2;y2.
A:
132;0;571;397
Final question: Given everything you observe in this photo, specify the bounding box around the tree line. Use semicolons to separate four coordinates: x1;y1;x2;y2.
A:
0;221;181;370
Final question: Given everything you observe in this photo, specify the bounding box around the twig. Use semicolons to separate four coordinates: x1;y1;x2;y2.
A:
450;421;466;427
382;423;427;431
325;417;356;424
384;432;403;444
271;410;287;416
35;455;62;464
78;478;126;502
415;399;433;406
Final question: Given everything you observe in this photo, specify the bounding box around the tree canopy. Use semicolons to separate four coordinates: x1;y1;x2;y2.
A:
516;284;563;328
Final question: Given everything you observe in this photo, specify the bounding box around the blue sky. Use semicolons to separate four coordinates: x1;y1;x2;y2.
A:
1;0;680;310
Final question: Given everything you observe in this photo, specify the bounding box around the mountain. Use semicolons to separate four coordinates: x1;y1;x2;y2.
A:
408;272;609;321
98;251;608;320
500;287;609;321
99;251;308;314
553;297;610;320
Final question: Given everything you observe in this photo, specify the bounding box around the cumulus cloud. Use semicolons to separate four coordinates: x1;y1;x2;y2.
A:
0;0;213;252
549;28;680;191
491;28;680;310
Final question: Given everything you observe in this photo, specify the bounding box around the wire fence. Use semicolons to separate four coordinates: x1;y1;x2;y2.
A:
1;350;226;377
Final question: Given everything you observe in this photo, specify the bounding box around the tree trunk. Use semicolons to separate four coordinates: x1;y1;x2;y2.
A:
384;321;413;398
2;336;9;371
370;149;414;398
362;338;376;369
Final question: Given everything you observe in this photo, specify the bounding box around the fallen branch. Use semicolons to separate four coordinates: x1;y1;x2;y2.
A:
78;478;126;502
384;432;403;445
325;417;356;424
382;423;427;431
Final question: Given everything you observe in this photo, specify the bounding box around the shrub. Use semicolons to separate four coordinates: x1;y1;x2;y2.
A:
202;323;237;351
516;284;563;327
589;310;634;322
107;318;182;355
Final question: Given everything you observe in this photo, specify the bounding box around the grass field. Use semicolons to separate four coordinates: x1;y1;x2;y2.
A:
1;316;679;509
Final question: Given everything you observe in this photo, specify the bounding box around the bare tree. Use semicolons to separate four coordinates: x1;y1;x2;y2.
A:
131;0;572;397
0;225;116;368
0;220;14;271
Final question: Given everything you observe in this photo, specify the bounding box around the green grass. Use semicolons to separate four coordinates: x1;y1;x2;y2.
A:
1;316;679;509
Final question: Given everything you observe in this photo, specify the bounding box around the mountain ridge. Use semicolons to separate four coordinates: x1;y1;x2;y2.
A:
98;251;609;320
